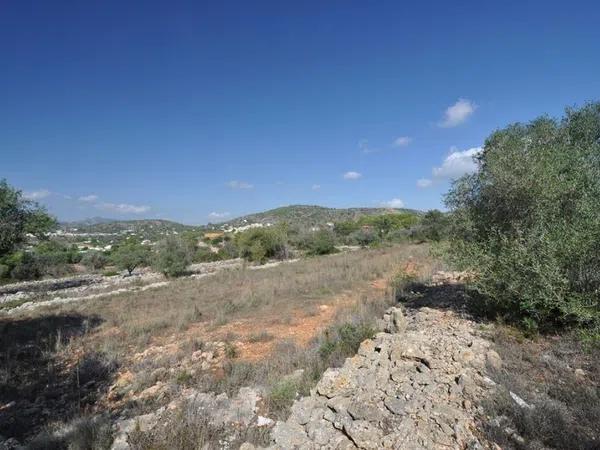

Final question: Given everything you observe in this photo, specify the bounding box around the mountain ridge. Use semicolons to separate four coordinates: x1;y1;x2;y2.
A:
60;205;423;232
211;204;422;229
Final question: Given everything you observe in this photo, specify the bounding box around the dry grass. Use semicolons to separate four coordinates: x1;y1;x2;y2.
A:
3;243;435;446
483;326;600;450
19;244;429;356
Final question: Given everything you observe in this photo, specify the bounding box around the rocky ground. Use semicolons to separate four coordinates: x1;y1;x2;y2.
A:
261;304;499;450
107;276;511;450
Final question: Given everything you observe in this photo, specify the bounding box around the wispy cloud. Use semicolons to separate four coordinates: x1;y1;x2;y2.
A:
381;198;404;208
392;136;412;147
96;202;150;214
311;184;321;191
208;211;230;219
416;178;433;188
359;139;379;154
227;180;254;190
23;189;51;200
418;146;482;188
343;171;362;180
78;194;98;203
438;98;477;128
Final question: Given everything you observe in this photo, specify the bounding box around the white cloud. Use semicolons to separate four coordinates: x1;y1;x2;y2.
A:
78;194;98;203
438;98;477;128
208;211;230;219
358;139;378;154
311;184;321;191
381;198;405;208
432;147;481;179
227;180;254;190
96;202;150;214
23;189;51;200
343;171;362;180
418;146;481;188
416;178;433;188
393;136;412;147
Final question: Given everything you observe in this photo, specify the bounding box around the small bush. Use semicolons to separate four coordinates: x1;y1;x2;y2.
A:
153;236;192;277
419;209;451;242
111;240;151;275
224;341;238;358
235;227;288;263
28;415;114;450
194;246;220;263
349;228;378;247
267;379;298;413
318;322;375;367
9;251;42;280
247;331;274;343
81;251;109;270
175;370;193;385
304;230;337;256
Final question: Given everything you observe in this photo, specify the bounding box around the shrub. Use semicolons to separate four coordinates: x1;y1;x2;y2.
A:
419;209;451;242
153;236;192;277
0;179;56;258
0;264;9;279
81;251;109;270
318;322;375;367
194;246;220;263
267;379;298;413
349;228;378;247
358;213;419;238
217;240;239;260
111;240;151;275
446;102;600;329
334;221;359;237
9;251;42;280
235;227;288;263
304;230;337;256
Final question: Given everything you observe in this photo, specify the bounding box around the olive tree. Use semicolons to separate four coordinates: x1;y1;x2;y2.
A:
0;179;56;258
111;240;151;275
446;102;600;330
153;236;192;277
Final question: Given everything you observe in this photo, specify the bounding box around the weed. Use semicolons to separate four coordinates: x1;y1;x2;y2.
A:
224;341;238;359
247;331;274;343
175;370;193;385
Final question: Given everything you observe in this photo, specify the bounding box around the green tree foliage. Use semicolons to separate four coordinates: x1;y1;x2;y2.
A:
446;102;600;329
81;251;109;270
0;179;57;258
193;246;218;263
304;230;337;256
358;213;419;238
349;228;378;247
112;240;151;275
0;240;81;281
333;221;359;237
235;226;288;263
7;251;43;280
153;236;192;277
334;212;420;245
419;210;451;242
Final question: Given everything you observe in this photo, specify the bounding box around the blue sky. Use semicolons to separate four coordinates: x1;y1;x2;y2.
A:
2;1;599;224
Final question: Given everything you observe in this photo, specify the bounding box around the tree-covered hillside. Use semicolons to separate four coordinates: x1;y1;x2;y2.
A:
214;205;422;229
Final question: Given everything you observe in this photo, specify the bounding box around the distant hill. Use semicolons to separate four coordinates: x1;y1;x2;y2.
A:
62;217;119;227
214;205;422;229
